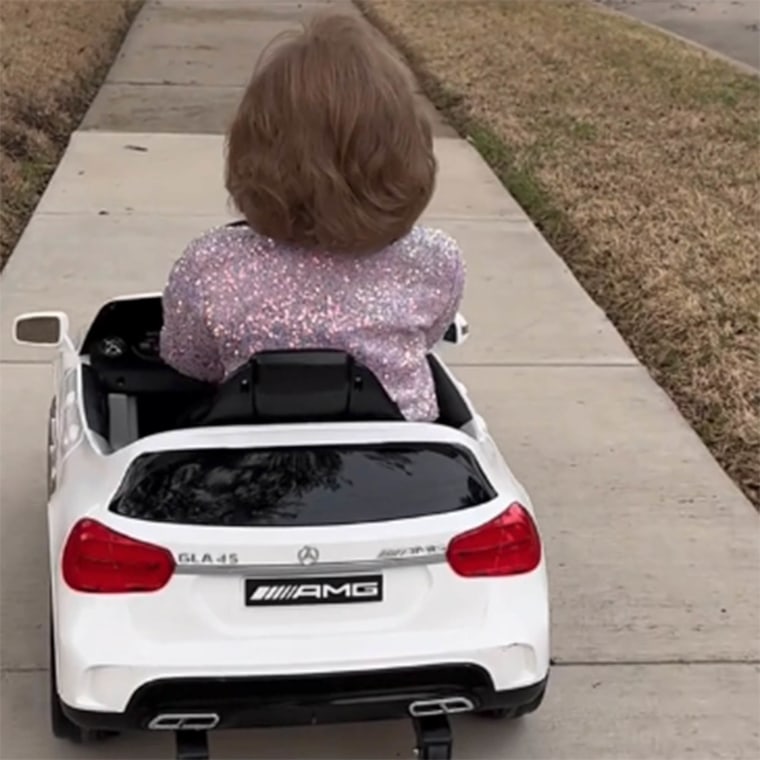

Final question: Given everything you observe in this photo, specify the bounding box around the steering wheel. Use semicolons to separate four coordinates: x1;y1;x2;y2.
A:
93;331;162;363
133;331;162;362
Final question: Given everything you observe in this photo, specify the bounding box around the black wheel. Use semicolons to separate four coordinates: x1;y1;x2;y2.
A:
475;707;512;720
513;683;546;717
475;681;547;721
49;622;82;741
49;616;118;743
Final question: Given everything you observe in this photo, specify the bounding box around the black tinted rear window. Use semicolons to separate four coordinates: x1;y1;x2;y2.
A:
109;444;496;526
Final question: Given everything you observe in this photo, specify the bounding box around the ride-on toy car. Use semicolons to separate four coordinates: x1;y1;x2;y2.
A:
13;294;550;760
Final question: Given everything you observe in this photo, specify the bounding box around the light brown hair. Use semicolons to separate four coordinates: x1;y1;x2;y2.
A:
225;13;436;253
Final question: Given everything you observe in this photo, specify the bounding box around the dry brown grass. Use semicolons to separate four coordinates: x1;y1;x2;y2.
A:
0;0;142;265
358;0;760;507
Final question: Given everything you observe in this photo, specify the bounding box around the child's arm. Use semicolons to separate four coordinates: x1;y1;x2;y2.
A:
424;232;466;349
159;245;225;383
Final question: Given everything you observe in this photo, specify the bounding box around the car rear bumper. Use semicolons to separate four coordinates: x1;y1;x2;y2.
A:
61;665;549;732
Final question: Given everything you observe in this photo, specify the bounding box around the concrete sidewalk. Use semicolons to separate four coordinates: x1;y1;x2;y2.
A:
1;1;758;758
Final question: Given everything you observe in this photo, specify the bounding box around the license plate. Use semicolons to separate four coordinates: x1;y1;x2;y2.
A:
245;574;383;606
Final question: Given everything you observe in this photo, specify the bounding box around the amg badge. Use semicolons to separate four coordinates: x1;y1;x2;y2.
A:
245;575;383;606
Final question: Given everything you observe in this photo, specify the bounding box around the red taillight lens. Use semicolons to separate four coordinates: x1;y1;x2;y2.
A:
62;519;175;593
446;503;542;577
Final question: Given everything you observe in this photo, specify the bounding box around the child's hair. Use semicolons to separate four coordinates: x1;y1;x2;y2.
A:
225;13;436;254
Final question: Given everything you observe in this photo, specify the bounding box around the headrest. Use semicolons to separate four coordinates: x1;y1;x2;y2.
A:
190;350;404;426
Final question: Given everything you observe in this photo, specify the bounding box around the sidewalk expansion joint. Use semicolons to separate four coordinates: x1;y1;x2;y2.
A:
35;211;233;218
105;80;244;89
0;360;53;366
29;211;535;225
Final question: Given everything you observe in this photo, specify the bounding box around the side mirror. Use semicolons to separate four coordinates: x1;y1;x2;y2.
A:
12;312;69;347
443;313;470;345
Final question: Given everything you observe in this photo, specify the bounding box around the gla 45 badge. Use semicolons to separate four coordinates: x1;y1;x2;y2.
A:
177;552;240;565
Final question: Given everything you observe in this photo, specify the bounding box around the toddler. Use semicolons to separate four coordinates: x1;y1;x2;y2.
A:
160;13;465;421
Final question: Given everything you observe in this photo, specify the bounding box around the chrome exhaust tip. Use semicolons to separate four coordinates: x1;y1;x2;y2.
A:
409;697;475;717
148;713;220;730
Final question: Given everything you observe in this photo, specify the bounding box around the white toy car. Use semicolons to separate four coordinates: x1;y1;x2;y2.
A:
13;295;550;760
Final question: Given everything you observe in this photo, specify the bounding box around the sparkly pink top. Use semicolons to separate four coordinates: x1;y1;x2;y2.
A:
159;224;465;421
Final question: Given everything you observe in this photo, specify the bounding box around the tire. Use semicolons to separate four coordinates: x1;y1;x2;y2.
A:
47;419;118;745
475;682;547;721
49;622;82;742
49;616;118;744
475;707;512;720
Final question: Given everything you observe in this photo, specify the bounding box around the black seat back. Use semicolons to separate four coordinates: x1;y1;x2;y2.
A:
187;350;404;427
427;354;472;429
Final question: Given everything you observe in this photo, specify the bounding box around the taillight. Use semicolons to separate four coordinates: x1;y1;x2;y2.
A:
446;503;541;577
62;519;175;593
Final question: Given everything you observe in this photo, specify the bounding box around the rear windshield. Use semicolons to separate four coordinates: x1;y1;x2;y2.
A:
108;444;496;526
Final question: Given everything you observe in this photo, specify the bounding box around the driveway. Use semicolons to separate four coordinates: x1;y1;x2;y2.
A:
599;0;760;69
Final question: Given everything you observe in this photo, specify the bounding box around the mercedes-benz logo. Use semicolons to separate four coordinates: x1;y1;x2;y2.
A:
297;545;319;565
100;337;126;358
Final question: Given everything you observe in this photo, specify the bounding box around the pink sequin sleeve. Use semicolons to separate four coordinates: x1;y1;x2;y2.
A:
423;232;466;349
160;245;225;383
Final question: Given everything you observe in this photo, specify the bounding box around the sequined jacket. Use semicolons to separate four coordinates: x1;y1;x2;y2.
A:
159;223;466;421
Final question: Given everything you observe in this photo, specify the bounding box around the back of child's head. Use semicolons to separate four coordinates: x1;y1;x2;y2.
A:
225;13;437;254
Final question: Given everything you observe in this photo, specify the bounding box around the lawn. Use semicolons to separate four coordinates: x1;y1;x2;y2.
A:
358;0;760;508
0;0;143;266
